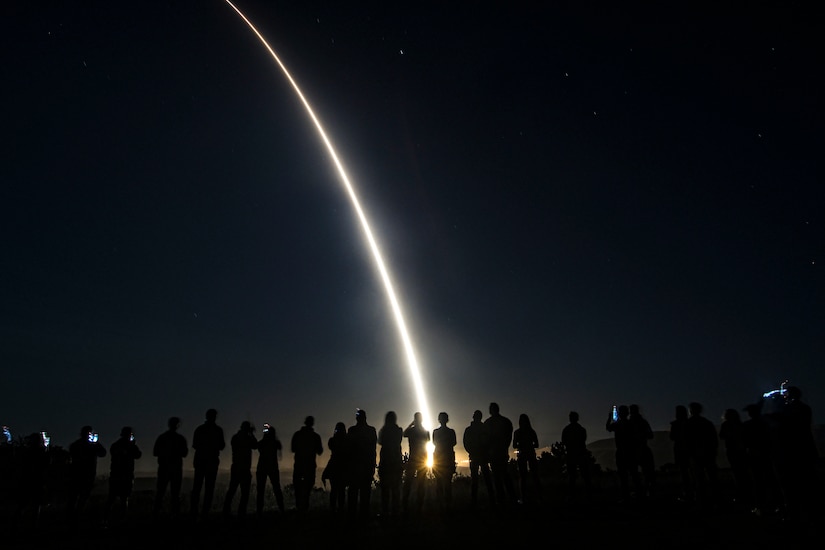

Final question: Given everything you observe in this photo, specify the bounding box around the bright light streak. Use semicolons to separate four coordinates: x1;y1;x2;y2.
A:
223;1;434;438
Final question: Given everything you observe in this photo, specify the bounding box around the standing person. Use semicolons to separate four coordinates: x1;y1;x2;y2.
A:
669;405;692;503
377;411;403;519
774;386;818;523
291;416;323;514
561;411;591;503
222;421;258;518
153;416;188;519
742;403;778;516
512;413;541;506
67;426;106;519
255;423;285;517
402;412;430;514
719;408;750;508
463;410;495;509
606;405;641;502
190;408;225;519
628;404;655;497
13;432;49;527
104;426;142;526
484;402;516;506
432;412;457;512
321;422;349;514
685;402;719;507
347;409;377;519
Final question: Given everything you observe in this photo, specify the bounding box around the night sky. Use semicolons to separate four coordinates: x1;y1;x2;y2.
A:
3;1;823;470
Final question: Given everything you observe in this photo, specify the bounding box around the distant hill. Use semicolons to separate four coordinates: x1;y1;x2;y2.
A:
588;425;825;470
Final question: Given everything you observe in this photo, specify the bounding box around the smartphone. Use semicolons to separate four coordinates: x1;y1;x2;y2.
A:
130;434;135;442
41;431;50;448
88;432;99;443
612;405;619;423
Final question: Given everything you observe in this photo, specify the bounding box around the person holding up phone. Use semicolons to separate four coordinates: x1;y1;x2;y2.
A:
67;425;107;519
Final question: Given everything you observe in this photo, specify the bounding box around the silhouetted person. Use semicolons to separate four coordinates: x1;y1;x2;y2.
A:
402;412;430;514
190;408;225;519
378;411;403;519
670;405;693;502
45;444;71;514
322;422;349;514
223;421;258;518
433;412;457;512
347;409;377;519
685;402;718;506
774;386;818;523
67;425;106;519
256;423;285;517
291;415;323;514
485;403;516;506
463;410;495;509
153;416;188;519
561;411;591;503
13;432;49;527
606;405;641;502
104;426;142;525
742;403;778;516
628;404;655;497
719;408;750;508
512;413;541;506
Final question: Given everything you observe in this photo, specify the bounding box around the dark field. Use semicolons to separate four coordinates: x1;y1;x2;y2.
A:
2;466;822;550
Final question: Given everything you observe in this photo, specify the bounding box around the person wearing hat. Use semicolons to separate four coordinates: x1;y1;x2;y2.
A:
104;426;142;525
347;409;377;518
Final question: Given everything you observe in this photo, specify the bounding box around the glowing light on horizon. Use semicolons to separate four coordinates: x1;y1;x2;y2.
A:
223;1;434;437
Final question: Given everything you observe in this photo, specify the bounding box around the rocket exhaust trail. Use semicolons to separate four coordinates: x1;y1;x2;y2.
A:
223;1;435;438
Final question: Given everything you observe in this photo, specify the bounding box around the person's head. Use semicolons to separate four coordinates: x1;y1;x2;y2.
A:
472;410;483;422
519;413;531;429
438;412;449;425
356;409;366;423
629;404;640;416
263;423;275;437
489;402;500;416
168;417;181;431
786;386;802;401
120;426;133;439
569;411;579;423
240;420;253;433
79;425;93;438
688;402;703;417
617;405;629;419
723;409;741;423
675;405;688;421
413;412;422;424
205;409;218;423
385;411;397;426
334;421;346;434
743;403;761;419
304;416;315;428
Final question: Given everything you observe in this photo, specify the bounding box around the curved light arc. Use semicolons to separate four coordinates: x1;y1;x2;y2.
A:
224;1;433;434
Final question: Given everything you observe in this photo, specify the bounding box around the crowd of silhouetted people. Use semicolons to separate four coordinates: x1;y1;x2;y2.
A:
0;384;821;532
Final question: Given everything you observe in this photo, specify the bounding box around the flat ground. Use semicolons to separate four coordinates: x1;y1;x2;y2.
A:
2;468;821;549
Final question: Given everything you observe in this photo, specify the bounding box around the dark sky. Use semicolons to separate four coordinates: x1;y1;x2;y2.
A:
3;1;823;468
